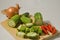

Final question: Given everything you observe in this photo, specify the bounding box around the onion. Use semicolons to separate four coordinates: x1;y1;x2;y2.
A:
2;4;20;19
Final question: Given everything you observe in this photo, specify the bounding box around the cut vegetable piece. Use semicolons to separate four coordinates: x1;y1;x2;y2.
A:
16;32;25;38
34;12;43;26
8;15;20;27
20;16;31;23
22;12;29;17
26;32;39;39
30;15;35;23
8;20;16;27
25;23;33;27
30;26;39;32
38;28;43;35
25;28;30;33
34;12;42;19
11;15;20;23
17;24;26;32
17;24;26;30
30;27;35;32
17;25;22;30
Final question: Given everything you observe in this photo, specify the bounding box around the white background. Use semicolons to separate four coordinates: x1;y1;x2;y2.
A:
0;0;60;40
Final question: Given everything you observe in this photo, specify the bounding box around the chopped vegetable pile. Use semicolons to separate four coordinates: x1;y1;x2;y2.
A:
2;4;57;39
7;12;57;39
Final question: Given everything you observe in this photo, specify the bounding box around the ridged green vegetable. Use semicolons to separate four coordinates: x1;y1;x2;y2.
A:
37;28;43;35
26;32;39;39
17;24;30;33
8;15;20;27
34;12;43;26
17;24;26;32
30;26;39;32
25;28;30;33
20;16;31;23
30;26;43;34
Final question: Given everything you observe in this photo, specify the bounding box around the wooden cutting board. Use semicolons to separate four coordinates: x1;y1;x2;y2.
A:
1;19;60;40
1;19;31;40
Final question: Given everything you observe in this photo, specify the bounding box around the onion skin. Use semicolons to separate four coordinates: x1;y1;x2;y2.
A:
5;7;19;18
2;4;20;19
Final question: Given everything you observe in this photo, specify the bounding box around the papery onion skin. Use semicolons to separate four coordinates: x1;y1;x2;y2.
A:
2;4;20;19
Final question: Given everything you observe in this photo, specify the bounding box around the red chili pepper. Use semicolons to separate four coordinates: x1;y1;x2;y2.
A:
52;27;56;34
41;25;48;34
44;25;50;31
47;24;53;32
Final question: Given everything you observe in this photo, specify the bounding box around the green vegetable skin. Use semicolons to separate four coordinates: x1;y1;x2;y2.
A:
22;12;29;17
30;26;39;32
38;28;43;34
25;28;30;33
17;24;30;33
8;15;20;27
17;24;26;32
20;15;31;23
34;12;43;26
26;32;39;39
16;32;25;38
30;26;43;34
